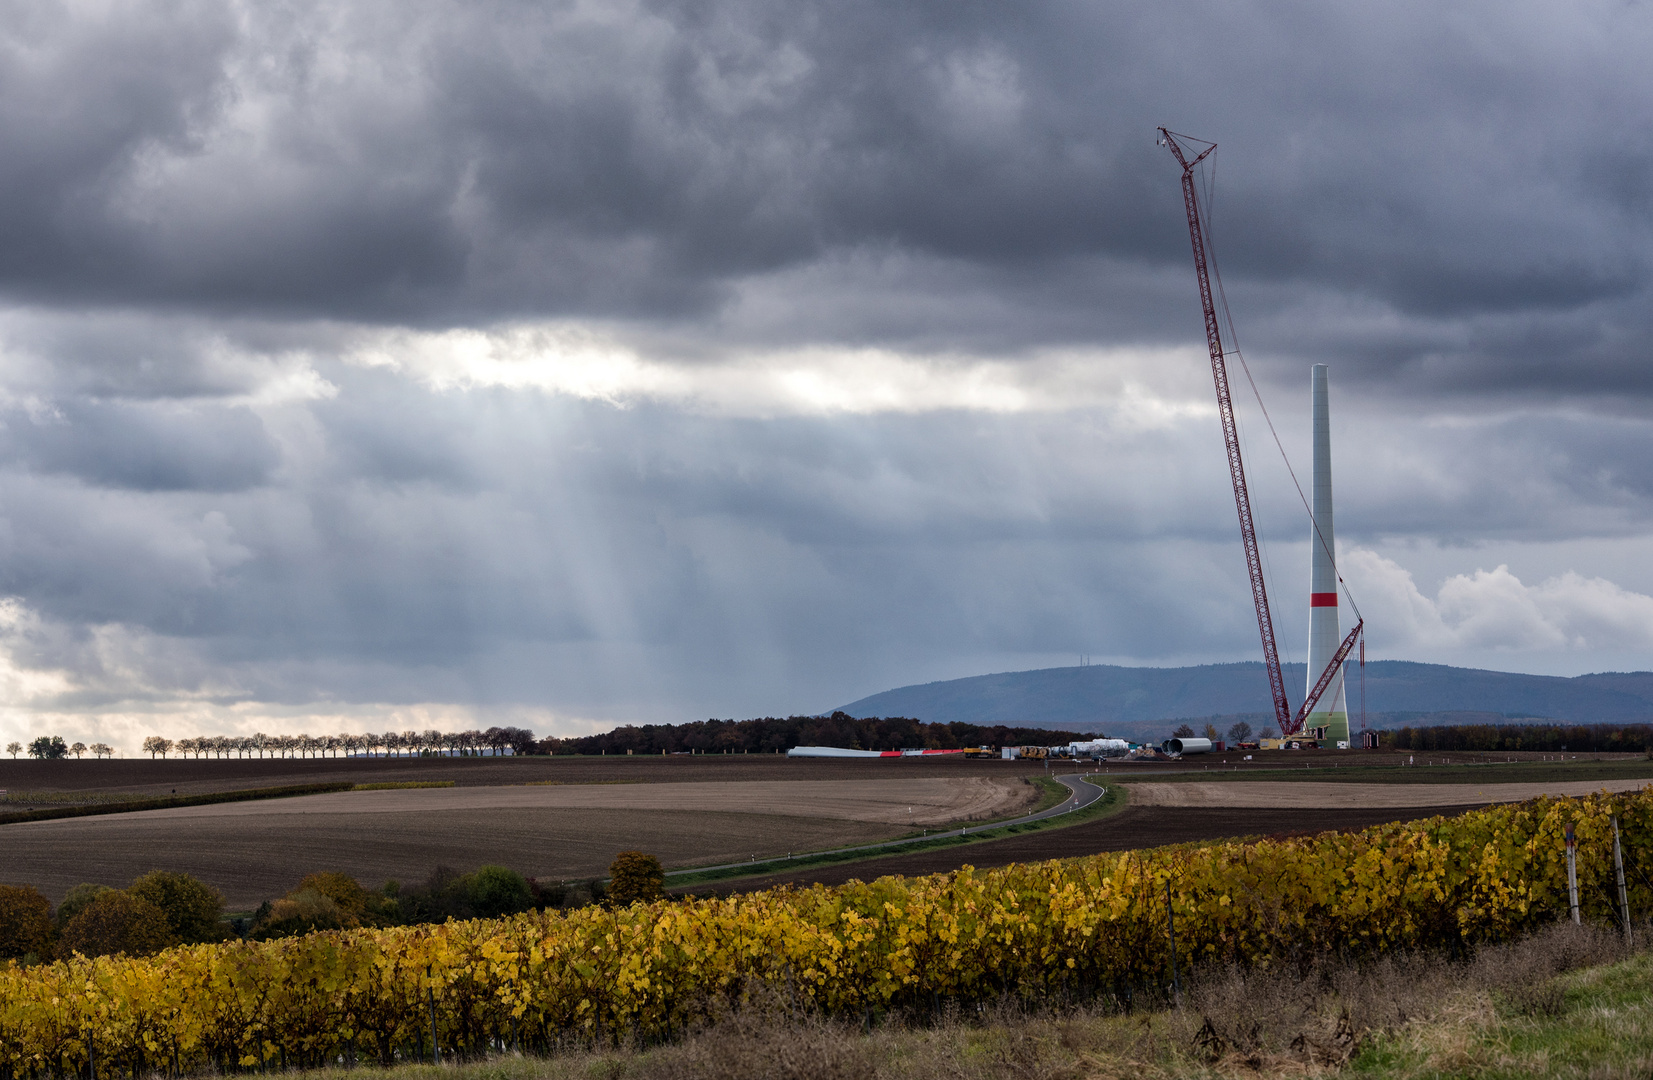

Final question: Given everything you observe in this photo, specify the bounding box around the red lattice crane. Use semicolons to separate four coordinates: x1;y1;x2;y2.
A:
1158;128;1358;737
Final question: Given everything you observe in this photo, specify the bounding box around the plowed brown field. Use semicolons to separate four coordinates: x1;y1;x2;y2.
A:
1;777;1036;907
7;806;902;908
95;776;1032;827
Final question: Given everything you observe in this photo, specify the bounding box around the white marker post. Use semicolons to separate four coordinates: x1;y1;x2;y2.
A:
1614;816;1632;941
1566;821;1580;926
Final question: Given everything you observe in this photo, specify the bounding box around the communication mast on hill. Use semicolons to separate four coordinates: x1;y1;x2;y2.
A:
1158;128;1361;737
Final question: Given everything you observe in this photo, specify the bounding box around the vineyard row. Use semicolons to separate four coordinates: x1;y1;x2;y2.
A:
2;789;1650;1075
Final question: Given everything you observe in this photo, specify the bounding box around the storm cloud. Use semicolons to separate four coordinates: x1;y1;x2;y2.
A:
0;0;1649;746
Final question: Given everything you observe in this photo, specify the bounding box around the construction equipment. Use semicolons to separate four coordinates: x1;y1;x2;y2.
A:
1158;128;1358;737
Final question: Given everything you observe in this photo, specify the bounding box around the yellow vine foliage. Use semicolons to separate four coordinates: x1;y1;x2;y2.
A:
3;789;1648;1073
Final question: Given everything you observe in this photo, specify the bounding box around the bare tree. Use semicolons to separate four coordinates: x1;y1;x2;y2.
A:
5;742;18;758
142;736;173;759
70;742;86;759
91;743;113;759
1227;721;1254;745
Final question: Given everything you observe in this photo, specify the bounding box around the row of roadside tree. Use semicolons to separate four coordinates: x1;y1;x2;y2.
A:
138;727;537;759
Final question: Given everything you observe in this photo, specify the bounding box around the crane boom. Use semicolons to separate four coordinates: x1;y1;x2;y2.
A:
1159;128;1293;736
1294;620;1362;729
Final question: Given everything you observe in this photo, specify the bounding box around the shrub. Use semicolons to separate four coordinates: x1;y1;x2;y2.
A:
291;872;371;923
252;890;350;939
0;885;52;960
468;865;533;918
54;884;113;928
528;877;567;909
608;850;664;905
127;871;227;944
58;892;172;958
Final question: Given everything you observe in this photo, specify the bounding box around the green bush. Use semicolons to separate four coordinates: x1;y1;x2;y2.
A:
468;865;533;919
608;851;664;906
0;885;52;960
58;892;173;958
251;889;350;940
55;884;113;928
127;871;227;943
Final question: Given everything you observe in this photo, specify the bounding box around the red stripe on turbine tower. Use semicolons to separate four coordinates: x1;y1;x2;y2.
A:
1310;593;1338;607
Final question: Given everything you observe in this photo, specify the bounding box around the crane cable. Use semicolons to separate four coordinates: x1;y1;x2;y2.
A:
1194;157;1363;628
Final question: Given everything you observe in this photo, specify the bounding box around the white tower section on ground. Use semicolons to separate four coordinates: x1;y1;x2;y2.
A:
1305;364;1348;745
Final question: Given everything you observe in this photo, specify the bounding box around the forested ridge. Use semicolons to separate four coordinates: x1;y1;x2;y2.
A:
540;712;1098;755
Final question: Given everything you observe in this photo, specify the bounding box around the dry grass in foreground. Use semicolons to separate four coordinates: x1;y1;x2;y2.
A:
244;922;1653;1080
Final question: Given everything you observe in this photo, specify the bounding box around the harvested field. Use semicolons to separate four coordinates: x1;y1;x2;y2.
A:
0;777;1035;907
73;776;1034;827
0;754;1059;801
3;806;901;909
688;802;1486;894
2;749;1635;804
1126;777;1653;808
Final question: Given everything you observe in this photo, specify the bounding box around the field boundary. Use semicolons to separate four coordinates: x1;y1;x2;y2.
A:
0;782;356;826
1106;759;1653;786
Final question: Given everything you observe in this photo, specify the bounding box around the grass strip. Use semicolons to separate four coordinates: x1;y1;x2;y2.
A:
666;781;1127;890
351;781;456;791
0;782;355;826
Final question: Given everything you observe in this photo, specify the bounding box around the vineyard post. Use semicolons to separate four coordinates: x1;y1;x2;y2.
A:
427;969;441;1066
1165;879;1181;1006
1565;821;1580;925
1614;816;1632;941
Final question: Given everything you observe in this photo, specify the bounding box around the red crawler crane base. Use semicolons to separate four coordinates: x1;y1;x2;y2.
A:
1158;128;1360;738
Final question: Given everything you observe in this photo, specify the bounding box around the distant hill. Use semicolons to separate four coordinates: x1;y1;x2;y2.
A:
836;661;1653;742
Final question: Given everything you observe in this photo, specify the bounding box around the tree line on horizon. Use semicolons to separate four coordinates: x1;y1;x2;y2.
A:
4;713;1102;762
3;737;114;760
539;712;1099;756
135;727;538;759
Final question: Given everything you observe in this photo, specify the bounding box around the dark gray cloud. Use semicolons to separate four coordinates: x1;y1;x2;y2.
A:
0;0;1643;397
0;1;1649;739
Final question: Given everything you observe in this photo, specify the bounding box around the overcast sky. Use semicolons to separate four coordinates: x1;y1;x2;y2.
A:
0;0;1650;750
